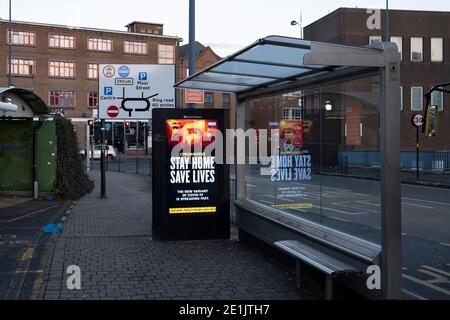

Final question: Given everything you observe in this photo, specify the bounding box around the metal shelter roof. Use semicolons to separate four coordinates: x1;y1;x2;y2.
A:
0;87;49;115
175;36;390;100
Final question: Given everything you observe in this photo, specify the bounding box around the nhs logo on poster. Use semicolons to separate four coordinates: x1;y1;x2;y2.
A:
118;66;130;78
139;72;148;81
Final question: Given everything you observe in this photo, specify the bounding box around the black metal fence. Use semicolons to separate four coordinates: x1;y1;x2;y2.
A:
88;156;152;176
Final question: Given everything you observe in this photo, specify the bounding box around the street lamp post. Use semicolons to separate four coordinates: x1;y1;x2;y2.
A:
290;11;303;39
8;0;13;87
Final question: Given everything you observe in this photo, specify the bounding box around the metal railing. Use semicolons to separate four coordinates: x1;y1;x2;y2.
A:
88;156;152;176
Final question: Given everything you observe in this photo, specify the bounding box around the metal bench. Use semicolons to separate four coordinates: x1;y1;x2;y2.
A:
274;240;363;300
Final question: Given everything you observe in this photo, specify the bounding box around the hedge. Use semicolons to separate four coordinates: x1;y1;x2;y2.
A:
55;117;94;199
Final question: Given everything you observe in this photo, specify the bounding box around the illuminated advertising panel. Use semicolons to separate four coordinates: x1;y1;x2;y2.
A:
152;108;229;241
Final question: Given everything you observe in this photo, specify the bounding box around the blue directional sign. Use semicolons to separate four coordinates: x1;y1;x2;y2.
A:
104;87;113;96
104;123;112;131
138;72;148;81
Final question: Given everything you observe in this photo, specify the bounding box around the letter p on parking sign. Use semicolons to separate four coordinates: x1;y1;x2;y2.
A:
139;72;148;81
104;87;113;96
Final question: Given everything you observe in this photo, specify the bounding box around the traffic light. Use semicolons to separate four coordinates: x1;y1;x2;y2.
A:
88;119;94;137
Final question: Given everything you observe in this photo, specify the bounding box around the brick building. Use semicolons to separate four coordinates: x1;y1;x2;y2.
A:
304;8;450;154
178;41;237;128
0;19;180;152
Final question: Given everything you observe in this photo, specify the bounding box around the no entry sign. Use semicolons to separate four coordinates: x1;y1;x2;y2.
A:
107;105;119;118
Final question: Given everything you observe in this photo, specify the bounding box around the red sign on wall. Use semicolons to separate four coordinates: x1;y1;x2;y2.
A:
345;105;361;146
185;89;204;104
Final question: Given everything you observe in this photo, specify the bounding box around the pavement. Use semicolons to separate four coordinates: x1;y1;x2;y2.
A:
0;198;68;299
39;171;321;300
0;196;33;209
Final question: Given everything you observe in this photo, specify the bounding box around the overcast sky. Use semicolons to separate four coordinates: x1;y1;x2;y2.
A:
1;0;449;56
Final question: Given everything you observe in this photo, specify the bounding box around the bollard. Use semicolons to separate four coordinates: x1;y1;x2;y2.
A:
118;156;121;173
136;157;139;174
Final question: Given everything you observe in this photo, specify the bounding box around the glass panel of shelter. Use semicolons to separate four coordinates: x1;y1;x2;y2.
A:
243;75;381;245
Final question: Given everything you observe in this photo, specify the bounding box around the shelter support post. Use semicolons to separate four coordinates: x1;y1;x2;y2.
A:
235;99;246;201
379;47;402;299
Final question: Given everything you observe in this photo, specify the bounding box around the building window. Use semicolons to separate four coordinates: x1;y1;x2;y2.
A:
49;90;75;108
369;36;382;45
400;86;403;111
411;87;423;111
158;45;175;64
431;88;444;111
411;37;423;62
49;61;75;78
87;63;99;79
431;38;443;62
87;37;113;52
390;36;403;61
49;34;75;49
124;41;148;55
282;107;302;120
8;58;35;76
8;30;36;46
88;92;99;108
222;93;230;107
204;92;214;105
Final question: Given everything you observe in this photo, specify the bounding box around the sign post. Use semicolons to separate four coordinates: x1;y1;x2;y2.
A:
100;119;106;198
411;114;424;180
152;108;229;241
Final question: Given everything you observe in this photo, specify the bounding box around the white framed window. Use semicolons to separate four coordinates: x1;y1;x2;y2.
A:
87;37;113;52
390;36;403;61
124;41;148;55
87;63;99;80
369;35;382;45
282;107;302;120
8;30;36;46
49;34;75;49
431;88;444;111
411;37;423;62
158;45;175;64
400;86;403;111
431;38;443;62
411;87;423;111
49;61;75;78
8;58;35;76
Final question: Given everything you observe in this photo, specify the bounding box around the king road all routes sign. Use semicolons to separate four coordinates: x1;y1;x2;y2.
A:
98;64;175;120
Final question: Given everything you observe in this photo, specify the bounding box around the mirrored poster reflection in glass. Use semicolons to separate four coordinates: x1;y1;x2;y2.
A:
269;120;313;210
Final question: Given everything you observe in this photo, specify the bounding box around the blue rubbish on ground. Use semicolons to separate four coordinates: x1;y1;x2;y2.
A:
46;195;55;201
43;224;64;234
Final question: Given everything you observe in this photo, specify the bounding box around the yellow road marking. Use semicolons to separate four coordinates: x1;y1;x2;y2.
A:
21;248;34;261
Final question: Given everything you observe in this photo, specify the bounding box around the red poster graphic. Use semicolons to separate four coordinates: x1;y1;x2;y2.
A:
345;105;361;146
279;120;303;152
166;119;218;148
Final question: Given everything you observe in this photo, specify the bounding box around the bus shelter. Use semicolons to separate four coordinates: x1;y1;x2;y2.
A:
175;36;401;299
